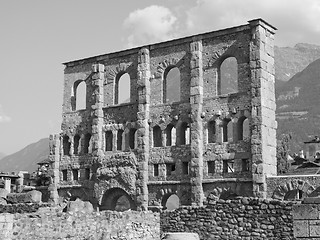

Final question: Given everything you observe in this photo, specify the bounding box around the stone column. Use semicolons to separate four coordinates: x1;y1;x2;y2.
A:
48;134;60;204
91;63;105;156
189;40;204;206
135;48;151;210
249;19;277;198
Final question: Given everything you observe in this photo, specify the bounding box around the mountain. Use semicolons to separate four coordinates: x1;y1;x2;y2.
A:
276;58;320;152
0;138;49;173
275;43;320;82
0;152;6;161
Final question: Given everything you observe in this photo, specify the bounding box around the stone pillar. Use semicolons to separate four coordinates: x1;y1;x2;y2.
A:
189;40;204;206
48;134;60;204
249;19;277;198
135;48;151;210
91;63;105;156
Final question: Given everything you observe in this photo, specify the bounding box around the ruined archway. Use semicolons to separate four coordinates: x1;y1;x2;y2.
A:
272;179;315;200
100;188;136;211
162;193;180;210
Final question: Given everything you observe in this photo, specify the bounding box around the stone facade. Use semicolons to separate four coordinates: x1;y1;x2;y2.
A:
48;19;277;210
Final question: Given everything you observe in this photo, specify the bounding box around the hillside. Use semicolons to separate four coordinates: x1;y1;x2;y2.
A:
0;152;6;161
0;138;49;173
276;58;320;152
275;43;320;82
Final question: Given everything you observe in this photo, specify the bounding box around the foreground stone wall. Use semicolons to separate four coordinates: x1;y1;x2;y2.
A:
293;198;320;239
0;207;160;240
161;197;294;240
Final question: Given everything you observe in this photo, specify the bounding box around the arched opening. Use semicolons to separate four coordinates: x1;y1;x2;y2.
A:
164;67;180;103
153;125;162;147
238;117;249;141
117;129;124;151
129;128;137;149
84;133;91;154
63;135;71;156
219;57;238;95
284;189;303;201
73;135;80;155
100;188;136;211
115;73;130;105
222;118;231;142
180;122;190;145
74;81;86;110
105;131;113;151
208;120;216;143
162;194;180;210
165;124;176;146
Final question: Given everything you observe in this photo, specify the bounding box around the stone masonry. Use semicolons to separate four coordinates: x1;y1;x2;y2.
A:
47;19;277;210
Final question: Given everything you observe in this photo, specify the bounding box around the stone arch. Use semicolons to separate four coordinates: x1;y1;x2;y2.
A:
72;80;87;111
62;135;71;156
153;125;162;147
163;66;181;103
218;56;238;95
165;124;176;146
100;188;136;211
114;72;131;105
237;116;249;141
272;179;315;200
207;186;238;201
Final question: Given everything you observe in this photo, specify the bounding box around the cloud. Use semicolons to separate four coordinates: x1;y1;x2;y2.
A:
0;105;11;123
123;5;177;47
185;0;320;46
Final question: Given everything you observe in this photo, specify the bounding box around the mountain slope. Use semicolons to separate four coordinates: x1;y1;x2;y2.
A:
275;43;320;82
0;138;49;173
276;58;320;152
0;153;6;161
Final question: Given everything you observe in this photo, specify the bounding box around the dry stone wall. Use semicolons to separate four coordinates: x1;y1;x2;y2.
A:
0;207;160;240
161;197;294;240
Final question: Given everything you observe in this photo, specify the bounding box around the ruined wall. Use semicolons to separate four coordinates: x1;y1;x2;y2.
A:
266;175;320;200
293;198;320;239
161;197;294;240
49;18;277;209
0;207;160;240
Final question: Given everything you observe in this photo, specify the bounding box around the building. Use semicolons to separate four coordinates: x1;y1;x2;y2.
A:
47;19;277;210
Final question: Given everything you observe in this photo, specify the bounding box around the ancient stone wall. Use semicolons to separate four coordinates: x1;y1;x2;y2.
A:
266;175;320;200
161;197;294;240
48;18;277;209
0;207;160;240
293;198;320;239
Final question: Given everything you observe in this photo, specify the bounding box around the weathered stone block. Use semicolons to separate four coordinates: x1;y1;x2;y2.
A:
163;232;200;240
293;204;319;220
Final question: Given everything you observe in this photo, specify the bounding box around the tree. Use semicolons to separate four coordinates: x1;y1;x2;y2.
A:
277;133;292;174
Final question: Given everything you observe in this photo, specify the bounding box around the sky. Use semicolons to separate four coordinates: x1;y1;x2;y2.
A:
0;0;320;155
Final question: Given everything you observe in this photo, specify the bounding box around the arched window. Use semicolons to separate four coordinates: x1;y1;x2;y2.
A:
208;120;216;143
117;130;124;151
164;67;180;103
219;57;238;95
84;133;91;154
129;128;137;149
165;124;176;146
63;135;71;156
115;73;130;105
180;122;190;145
163;194;180;210
153;125;162;147
238;117;250;141
105;131;113;151
73;135;80;155
222;119;231;142
74;81;86;110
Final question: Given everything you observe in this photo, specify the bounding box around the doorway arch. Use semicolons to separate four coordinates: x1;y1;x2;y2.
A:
100;188;136;211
